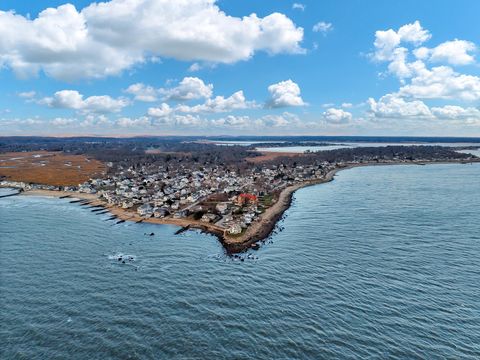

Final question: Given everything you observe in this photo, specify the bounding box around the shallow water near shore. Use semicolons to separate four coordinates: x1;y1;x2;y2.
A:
1;163;480;359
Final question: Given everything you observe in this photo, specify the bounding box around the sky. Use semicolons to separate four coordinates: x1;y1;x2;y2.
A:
0;0;479;137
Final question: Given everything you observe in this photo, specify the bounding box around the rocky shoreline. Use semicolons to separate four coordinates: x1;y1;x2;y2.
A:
19;159;479;253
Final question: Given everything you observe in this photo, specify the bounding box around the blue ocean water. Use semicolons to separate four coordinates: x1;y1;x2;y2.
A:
1;163;479;359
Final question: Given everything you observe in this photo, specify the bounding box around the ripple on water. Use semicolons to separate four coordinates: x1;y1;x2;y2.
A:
1;164;480;359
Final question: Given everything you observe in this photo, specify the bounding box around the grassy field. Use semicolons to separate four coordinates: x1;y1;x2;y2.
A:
0;151;105;186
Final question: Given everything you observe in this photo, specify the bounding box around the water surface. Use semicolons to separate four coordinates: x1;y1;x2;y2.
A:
258;142;480;153
1;164;479;359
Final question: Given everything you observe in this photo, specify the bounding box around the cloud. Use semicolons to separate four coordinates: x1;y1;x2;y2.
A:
367;94;480;127
212;115;251;127
116;116;151;127
188;63;201;72
398;64;480;101
18;91;36;99
312;22;333;34
292;3;306;11
322;108;352;123
387;47;414;79
172;114;203;126
40;90;129;113
126;77;213;103
147;103;173;118
374;22;476;71
373;21;431;61
0;1;304;80
130;109;300;129
396;21;431;45
161;77;213;101
371;22;480;102
431;105;480;120
368;94;432;119
413;47;430;60
147;89;255;118
413;40;477;66
211;112;299;128
125;83;159;102
260;112;299;127
50;117;76;126
267;79;305;108
80;114;110;127
175;91;256;113
428;39;477;65
373;29;401;62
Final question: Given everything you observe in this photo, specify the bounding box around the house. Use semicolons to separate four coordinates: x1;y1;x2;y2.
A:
215;202;229;214
236;193;258;206
173;209;189;219
154;208;169;218
228;223;242;235
122;200;134;209
137;204;153;217
154;199;164;207
201;213;217;223
190;205;204;213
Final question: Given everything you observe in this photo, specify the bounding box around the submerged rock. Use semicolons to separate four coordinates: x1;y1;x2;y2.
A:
251;243;260;250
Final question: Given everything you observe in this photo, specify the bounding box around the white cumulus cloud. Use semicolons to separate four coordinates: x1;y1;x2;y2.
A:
413;40;477;66
0;1;304;80
431;105;480;120
116;116;151;127
147;103;173;118
267;80;305;108
175;91;255;113
373;21;431;61
398;64;480;101
368;94;432;119
161;77;213;101
322;108;352;123
125;83;159;102
40;90;129;114
429;39;477;65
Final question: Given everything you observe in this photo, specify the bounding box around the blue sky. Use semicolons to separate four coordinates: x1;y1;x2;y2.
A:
1;0;479;136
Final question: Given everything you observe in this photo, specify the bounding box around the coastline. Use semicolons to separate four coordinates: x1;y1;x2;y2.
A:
20;189;227;240
19;159;479;253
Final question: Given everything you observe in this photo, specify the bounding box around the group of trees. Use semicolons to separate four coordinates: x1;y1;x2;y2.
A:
0;137;475;174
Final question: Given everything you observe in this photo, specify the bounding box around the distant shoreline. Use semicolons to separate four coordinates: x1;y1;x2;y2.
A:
19;159;479;253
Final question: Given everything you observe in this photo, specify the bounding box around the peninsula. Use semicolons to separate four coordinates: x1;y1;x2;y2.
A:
1;136;479;253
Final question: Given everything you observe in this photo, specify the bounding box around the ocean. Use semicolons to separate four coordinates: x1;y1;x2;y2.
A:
1;163;479;359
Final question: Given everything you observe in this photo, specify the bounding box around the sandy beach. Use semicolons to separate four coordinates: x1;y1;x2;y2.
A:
21;189;227;240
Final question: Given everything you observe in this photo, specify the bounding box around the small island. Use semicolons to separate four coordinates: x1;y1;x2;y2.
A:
1;137;479;253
